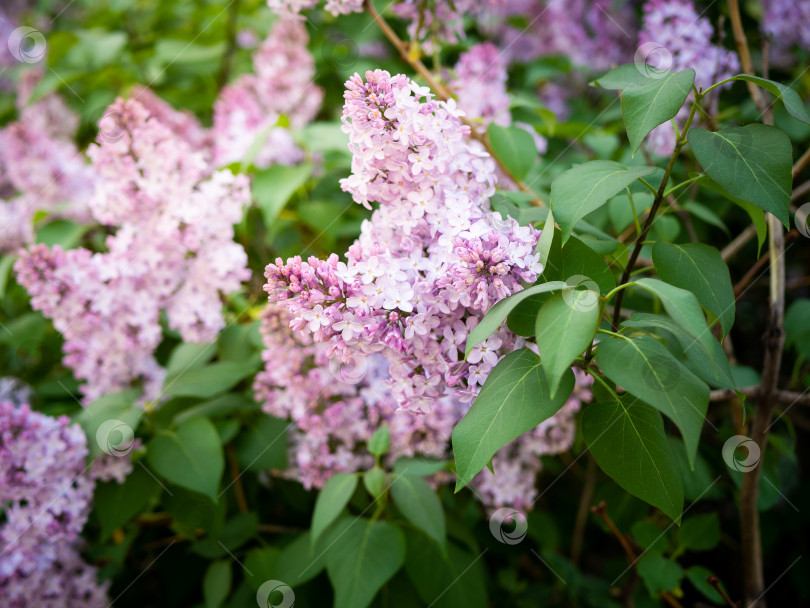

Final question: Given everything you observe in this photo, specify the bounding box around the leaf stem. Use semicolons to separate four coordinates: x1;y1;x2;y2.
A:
603;282;636;301
610;95;702;330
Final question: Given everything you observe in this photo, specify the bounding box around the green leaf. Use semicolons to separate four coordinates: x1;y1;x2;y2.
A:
233;415;287;471
163;487;224;538
622;69;695;154
311;473;358;547
652;242;735;338
326;519;406;608
272;529;336;586
35;219;87;248
0;255;14;299
678;513;719;552
542;234;616;294
536;211;555;266
404;530;487;608
590;64;648;90
785;299;810;360
392;458;447;477
163;361;257;399
74;390;143;459
535;291;600;397
390;475;446;549
583;397;683;522
363;467;386;499
252;162;313;225
622;313;735;389
368;426;390;456
698;176;767;255
689;125;792;226
487;123;538;181
685;566;725;603
595;335;709;468
453;349;574;490
727;74;810;125
551;160;657;243
637;553;684;596
634;278;716;362
94;466;161;540
193;512;258;558
243;548;280;591
682;201;729;234
165;342;216;377
465;281;566;356
146;417;225;501
203;561;232;608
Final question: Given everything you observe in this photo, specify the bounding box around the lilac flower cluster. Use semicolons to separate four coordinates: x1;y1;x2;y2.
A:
15;97;251;402
482;0;637;70
639;0;740;155
0;402;112;607
212;18;323;169
448;42;547;162
254;71;592;507
255;307;461;489
449;42;511;132
477;0;637;119
254;307;589;508
760;0;810;67
266;0;496;44
0;71;94;252
265;70;542;414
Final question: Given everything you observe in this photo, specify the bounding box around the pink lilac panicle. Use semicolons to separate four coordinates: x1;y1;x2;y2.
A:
0;402;114;607
212;18;323;168
760;0;810;67
0;72;94;252
448;42;547;179
16;95;251;402
258;71;590;508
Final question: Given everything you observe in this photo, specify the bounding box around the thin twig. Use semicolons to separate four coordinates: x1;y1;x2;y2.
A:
708;575;741;607
226;443;250;514
793;148;810;178
571;455;597;565
710;388;810;406
727;3;785;606
611;98;701;329
362;0;545;206
590;502;685;608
